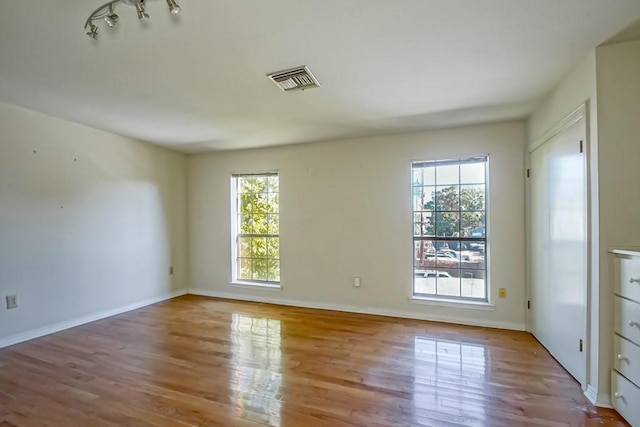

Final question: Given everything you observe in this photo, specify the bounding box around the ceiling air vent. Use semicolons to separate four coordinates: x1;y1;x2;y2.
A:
267;66;320;92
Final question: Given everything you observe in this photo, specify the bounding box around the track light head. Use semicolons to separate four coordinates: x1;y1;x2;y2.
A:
86;24;99;39
104;13;119;27
166;0;181;14
135;3;149;19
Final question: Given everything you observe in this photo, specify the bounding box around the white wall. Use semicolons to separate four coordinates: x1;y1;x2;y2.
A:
597;39;640;248
526;51;603;402
189;121;527;330
595;38;640;403
0;103;188;345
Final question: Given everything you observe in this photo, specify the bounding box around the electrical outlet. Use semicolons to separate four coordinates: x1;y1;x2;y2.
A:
498;288;507;299
353;276;361;287
6;294;18;309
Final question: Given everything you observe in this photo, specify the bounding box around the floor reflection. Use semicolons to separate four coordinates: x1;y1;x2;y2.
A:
413;337;487;425
230;314;282;426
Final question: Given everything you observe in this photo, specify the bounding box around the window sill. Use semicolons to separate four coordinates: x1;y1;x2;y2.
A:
409;296;494;311
229;281;282;290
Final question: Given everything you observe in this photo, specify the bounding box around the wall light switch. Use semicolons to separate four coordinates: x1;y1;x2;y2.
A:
353;276;361;287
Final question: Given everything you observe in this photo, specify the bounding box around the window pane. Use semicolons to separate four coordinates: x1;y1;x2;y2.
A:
436;275;461;297
460;185;485;211
253;213;268;234
460;240;485;269
414;241;423;269
461;212;484;237
267;193;279;213
255;190;269;212
252;259;267;281
434;212;459;237
240;192;255;214
267;214;279;234
266;237;279;259
267;176;279;193
239;214;253;234
461;261;486;299
413;167;435;186
437;246;460;263
252;237;267;257
415;239;436;269
268;259;280;282
412;188;421;211
414;212;434;237
436;164;459;185
237;258;252;280
414;271;436;295
415;186;436;211
461;238;486;299
460;162;485;184
435;186;459;211
238;237;251;258
434;250;460;273
239;177;253;193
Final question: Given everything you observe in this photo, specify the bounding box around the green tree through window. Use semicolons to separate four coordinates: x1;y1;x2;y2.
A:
234;174;280;283
423;186;485;237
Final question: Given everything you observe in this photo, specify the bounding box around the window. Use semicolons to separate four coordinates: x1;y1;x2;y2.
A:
412;157;487;301
232;173;280;284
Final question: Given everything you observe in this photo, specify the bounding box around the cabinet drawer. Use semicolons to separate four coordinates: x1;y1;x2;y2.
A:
618;256;640;302
612;370;640;426
614;334;640;386
615;296;640;344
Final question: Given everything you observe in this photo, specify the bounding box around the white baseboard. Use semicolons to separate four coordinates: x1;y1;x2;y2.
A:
584;385;598;405
584;385;613;408
0;287;525;349
188;288;526;331
0;289;188;349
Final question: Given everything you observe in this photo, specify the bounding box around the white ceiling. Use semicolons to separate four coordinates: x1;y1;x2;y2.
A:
1;1;639;152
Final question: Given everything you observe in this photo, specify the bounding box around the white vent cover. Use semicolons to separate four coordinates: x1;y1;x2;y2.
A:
267;66;320;92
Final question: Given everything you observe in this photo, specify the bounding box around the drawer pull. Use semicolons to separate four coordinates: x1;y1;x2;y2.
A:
614;392;623;398
630;320;639;327
630;277;640;284
617;353;626;361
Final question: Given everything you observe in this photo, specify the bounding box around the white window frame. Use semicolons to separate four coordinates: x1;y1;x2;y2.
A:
230;172;280;288
411;156;489;303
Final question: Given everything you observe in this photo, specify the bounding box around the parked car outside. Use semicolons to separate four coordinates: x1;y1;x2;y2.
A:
423;270;452;278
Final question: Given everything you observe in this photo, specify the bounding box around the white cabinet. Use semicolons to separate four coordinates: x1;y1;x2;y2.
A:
611;248;640;426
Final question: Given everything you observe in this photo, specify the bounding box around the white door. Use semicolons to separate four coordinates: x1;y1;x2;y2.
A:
529;115;587;385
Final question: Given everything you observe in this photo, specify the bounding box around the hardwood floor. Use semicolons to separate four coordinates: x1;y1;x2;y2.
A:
0;295;627;426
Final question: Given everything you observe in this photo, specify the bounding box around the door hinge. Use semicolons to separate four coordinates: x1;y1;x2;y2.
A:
579;339;583;352
527;300;531;309
526;169;530;178
579;140;583;153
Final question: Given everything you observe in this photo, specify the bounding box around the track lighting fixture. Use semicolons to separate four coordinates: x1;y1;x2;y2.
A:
84;0;182;40
135;2;149;19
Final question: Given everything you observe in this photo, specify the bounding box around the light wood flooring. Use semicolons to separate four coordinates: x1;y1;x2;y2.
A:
0;295;627;426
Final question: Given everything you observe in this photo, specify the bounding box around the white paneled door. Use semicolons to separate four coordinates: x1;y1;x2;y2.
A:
529;113;587;386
